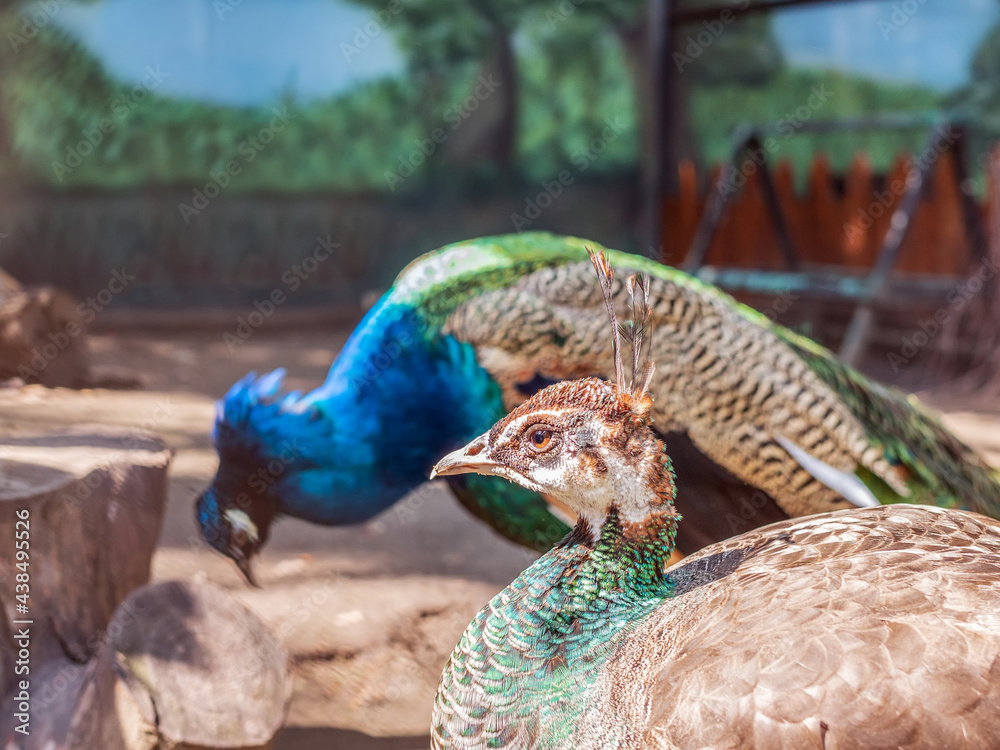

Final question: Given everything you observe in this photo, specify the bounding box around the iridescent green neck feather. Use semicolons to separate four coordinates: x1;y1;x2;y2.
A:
431;379;681;750
433;501;679;749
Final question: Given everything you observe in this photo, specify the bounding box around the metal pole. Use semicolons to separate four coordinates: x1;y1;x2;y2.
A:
683;130;799;271
838;122;948;365
682;128;753;271
641;0;671;259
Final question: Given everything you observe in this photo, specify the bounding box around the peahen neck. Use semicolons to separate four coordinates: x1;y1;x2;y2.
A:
565;507;679;604
469;446;679;645
434;493;679;747
559;441;681;609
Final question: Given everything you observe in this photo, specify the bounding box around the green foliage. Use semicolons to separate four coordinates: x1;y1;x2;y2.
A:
689;68;942;177
0;2;642;191
0;10;432;190
517;12;638;180
0;1;953;193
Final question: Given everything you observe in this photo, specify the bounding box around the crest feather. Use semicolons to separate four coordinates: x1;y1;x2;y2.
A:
587;248;655;416
588;247;626;394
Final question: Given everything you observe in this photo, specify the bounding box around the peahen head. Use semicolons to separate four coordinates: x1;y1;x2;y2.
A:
433;249;677;539
432;377;675;536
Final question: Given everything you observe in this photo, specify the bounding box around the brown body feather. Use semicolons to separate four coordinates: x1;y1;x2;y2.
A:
607;505;1000;749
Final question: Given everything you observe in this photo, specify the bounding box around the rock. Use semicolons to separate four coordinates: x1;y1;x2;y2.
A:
0;273;90;388
63;580;292;750
0;428;290;749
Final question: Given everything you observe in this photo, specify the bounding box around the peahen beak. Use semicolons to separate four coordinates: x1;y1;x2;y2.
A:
430;434;501;479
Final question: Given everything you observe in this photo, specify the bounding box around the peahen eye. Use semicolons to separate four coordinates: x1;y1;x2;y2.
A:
528;429;553;451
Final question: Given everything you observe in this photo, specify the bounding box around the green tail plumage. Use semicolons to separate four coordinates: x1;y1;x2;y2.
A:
776;328;1000;516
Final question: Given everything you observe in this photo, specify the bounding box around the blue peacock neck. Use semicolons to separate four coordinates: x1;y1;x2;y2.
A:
283;299;507;521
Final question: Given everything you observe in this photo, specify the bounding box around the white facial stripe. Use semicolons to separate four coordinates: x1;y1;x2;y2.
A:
493;465;546;495
224;509;260;542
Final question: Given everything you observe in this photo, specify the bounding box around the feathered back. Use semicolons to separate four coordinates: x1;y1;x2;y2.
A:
424;233;1000;521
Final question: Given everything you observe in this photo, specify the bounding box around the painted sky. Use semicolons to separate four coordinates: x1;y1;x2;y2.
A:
53;0;405;106
49;0;1000;105
773;0;998;90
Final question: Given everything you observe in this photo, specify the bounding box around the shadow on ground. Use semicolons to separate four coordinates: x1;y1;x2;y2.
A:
274;727;429;749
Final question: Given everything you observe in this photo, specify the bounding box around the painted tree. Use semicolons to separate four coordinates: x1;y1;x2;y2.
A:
0;0;104;164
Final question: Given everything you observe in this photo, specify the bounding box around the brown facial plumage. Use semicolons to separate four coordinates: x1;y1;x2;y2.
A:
433;378;675;532
431;248;673;535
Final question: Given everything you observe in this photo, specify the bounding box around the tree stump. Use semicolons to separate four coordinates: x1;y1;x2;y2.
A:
0;427;291;749
0;427;171;670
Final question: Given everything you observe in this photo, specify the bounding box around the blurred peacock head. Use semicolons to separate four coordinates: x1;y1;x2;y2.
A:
196;483;274;586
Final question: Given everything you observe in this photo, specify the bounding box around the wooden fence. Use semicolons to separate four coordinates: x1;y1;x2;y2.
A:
661;151;982;276
0;153;989;312
0;183;637;306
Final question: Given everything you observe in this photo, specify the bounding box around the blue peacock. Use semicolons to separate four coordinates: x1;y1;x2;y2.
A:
197;232;1000;583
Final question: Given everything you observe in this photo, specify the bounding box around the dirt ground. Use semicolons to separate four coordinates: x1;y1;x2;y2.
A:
3;328;1000;749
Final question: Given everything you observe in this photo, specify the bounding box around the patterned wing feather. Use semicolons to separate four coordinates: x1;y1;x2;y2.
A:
773;329;1000;516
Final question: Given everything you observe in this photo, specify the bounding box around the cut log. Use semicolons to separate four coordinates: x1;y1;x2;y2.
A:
0;428;291;749
0;427;172;669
